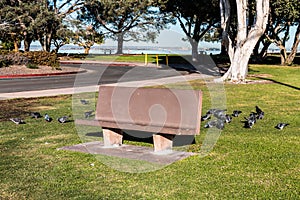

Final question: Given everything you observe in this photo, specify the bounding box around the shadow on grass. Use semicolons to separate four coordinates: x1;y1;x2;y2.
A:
257;77;300;91
86;130;195;147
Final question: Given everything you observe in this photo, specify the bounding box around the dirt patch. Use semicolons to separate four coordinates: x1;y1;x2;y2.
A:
0;65;81;76
248;74;273;78
0;96;68;122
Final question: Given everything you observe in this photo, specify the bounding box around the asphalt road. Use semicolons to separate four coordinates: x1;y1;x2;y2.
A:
0;63;185;93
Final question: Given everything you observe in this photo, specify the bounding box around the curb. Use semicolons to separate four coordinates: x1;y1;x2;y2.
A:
59;60;158;68
0;60;158;79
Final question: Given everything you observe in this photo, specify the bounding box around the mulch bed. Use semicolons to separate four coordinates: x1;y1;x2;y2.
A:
0;65;81;76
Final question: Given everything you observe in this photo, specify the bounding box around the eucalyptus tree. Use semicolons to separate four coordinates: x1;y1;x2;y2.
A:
220;0;270;82
79;0;173;54
51;23;74;53
163;0;220;61
256;0;300;65
0;0;84;52
71;22;104;54
35;0;85;52
0;0;31;51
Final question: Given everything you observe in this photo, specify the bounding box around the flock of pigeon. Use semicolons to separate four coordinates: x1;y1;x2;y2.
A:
9;100;289;131
9;99;94;125
201;105;289;130
10;111;70;124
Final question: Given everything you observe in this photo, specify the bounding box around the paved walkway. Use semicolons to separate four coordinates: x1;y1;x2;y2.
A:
0;73;205;100
0;60;211;100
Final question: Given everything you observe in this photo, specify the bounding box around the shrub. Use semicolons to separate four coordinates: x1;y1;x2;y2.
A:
23;51;59;69
0;51;60;69
5;53;29;65
0;56;11;68
26;63;39;69
0;54;13;68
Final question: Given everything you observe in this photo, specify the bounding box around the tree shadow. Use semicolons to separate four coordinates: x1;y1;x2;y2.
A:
257;77;300;91
85;130;195;147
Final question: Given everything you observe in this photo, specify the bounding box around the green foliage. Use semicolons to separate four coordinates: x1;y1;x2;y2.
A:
254;0;300;64
0;55;11;68
23;51;59;69
26;63;39;69
0;1;84;52
79;0;174;53
0;41;14;51
163;0;220;42
70;22;104;53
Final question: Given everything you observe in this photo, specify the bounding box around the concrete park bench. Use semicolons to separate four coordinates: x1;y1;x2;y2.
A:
76;85;202;152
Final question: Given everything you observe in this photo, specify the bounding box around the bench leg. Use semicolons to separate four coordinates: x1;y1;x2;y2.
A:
153;134;175;152
102;128;123;147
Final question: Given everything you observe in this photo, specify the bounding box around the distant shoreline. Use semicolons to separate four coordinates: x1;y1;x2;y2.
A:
20;44;296;55
23;45;221;55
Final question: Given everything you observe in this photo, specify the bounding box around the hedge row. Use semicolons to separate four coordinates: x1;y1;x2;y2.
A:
0;51;59;68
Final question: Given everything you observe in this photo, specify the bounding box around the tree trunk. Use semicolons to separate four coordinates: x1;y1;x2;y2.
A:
253;37;271;63
84;47;90;54
40;33;52;52
190;39;199;62
24;38;32;52
46;33;52;52
116;33;124;54
259;42;271;61
280;48;287;65
41;34;47;51
13;40;19;52
220;44;227;56
220;0;269;82
285;24;300;65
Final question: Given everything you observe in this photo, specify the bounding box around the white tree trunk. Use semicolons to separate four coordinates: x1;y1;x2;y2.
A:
220;0;269;83
190;39;199;62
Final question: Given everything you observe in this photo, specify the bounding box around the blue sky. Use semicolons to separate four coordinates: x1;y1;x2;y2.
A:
102;24;221;49
103;24;299;51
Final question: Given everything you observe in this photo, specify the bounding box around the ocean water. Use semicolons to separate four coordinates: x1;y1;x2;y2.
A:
27;45;221;55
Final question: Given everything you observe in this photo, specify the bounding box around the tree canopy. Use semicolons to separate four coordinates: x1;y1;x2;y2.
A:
79;0;174;54
163;0;220;61
263;0;300;65
0;0;84;52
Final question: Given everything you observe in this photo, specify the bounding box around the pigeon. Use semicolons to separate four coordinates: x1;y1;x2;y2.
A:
223;114;232;123
216;119;225;130
243;116;255;128
44;114;52;122
213;109;227;119
275;123;289;130
10;118;25;124
84;110;94;118
80;99;89;105
204;120;218;128
232;110;242;117
255;106;264;119
30;112;42;119
201;113;212;121
249;113;257;123
207;109;217;114
255;106;263;114
57;116;69;123
257;111;264;120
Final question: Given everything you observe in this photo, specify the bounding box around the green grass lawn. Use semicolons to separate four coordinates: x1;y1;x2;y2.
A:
64;53;194;66
0;65;299;199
